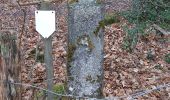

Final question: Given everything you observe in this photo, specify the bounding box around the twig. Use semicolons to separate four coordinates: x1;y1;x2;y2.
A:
10;81;90;99
16;0;66;6
153;24;170;35
9;81;170;100
0;80;169;100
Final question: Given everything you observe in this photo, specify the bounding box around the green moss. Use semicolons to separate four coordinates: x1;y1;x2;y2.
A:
103;14;120;26
30;49;36;54
77;35;89;45
87;38;95;51
77;35;94;51
1;44;9;56
28;48;44;63
164;53;170;64
94;14;120;36
77;35;84;46
93;24;104;36
96;75;101;82
69;76;74;81
86;75;95;84
94;87;103;98
35;84;66;100
68;0;79;4
96;0;102;4
91;80;96;84
67;43;76;65
67;42;76;77
36;53;44;63
53;84;65;94
86;75;100;84
36;91;44;98
86;75;92;82
53;84;66;99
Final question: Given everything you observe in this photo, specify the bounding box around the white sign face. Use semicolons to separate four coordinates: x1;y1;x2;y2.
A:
35;10;55;38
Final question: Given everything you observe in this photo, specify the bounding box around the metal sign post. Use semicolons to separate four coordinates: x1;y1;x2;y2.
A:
35;2;55;100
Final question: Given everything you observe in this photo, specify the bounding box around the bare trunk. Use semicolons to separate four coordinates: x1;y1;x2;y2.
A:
0;31;20;100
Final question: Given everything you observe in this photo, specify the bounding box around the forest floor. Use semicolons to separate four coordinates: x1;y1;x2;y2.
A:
22;12;170;100
23;15;170;100
103;17;170;99
0;0;170;100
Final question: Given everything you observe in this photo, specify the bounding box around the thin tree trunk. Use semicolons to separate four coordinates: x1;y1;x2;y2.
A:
0;31;20;100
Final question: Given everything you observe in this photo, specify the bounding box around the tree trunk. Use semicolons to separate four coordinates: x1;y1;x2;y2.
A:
67;0;104;98
0;31;20;100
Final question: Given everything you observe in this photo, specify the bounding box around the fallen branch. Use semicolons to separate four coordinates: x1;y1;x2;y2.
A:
16;0;65;6
0;80;169;100
153;24;170;35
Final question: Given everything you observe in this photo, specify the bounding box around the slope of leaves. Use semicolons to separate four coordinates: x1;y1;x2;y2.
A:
1;0;170;100
103;17;170;99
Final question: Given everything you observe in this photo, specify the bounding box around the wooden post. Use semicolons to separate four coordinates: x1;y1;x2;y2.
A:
0;31;20;100
38;2;54;100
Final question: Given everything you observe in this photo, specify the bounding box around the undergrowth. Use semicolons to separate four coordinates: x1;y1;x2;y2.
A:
164;53;170;64
122;0;170;52
94;13;120;36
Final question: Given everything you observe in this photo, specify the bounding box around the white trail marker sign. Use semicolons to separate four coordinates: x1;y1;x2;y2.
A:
35;10;55;38
35;3;56;100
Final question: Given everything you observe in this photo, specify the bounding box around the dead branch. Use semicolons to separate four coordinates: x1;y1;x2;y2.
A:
153;24;170;35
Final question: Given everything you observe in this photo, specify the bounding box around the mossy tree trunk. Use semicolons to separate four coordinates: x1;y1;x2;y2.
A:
67;0;104;98
0;31;21;100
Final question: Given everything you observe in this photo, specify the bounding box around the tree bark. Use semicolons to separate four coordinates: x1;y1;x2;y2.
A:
0;31;20;100
67;0;104;98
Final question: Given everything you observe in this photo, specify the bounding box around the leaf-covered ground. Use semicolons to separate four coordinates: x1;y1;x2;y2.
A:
103;17;170;99
1;0;170;99
21;14;170;100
